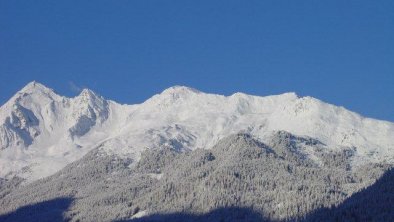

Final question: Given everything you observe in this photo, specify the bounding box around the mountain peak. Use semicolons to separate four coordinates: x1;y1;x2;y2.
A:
144;85;202;104
5;81;60;106
20;81;54;94
161;85;201;95
79;88;99;98
75;88;106;108
281;92;298;98
267;92;299;101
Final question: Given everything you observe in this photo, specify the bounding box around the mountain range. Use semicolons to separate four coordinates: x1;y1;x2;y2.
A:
0;81;393;221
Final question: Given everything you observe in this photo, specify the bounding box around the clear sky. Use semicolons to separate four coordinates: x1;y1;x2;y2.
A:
1;1;393;121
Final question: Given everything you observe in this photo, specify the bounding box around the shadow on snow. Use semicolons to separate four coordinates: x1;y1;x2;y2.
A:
304;167;394;221
0;197;73;222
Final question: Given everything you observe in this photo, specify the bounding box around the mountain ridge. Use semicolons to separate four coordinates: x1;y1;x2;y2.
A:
1;81;393;182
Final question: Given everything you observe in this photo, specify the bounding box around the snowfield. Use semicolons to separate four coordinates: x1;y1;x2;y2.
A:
1;81;393;182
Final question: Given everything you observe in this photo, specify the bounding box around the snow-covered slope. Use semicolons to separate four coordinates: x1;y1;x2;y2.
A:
0;82;135;181
1;82;393;182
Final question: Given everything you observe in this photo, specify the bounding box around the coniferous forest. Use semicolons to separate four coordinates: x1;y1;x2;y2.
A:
0;132;392;221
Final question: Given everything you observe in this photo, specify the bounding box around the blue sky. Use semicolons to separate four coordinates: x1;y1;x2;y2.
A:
1;1;393;121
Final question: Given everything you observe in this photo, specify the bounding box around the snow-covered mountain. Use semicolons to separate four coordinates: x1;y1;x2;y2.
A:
1;81;394;182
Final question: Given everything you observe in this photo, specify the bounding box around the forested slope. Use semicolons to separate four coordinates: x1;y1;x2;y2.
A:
0;132;392;221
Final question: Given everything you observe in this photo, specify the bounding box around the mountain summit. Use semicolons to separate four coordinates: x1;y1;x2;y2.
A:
0;82;394;182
